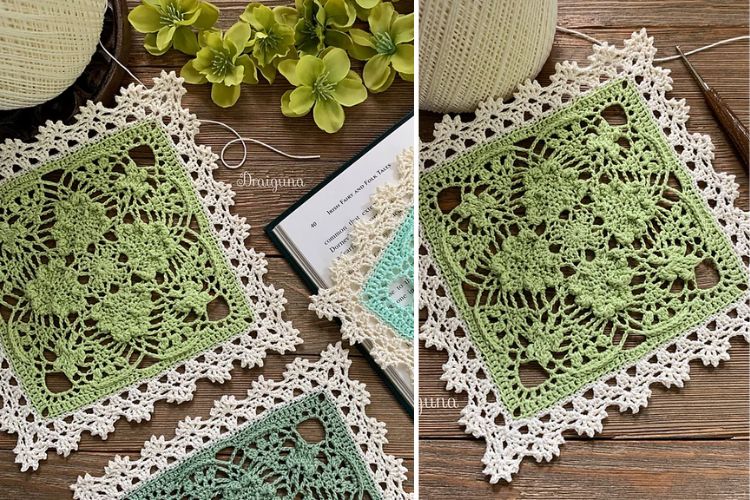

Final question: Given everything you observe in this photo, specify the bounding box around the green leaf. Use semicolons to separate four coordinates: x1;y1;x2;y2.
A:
156;25;177;51
313;99;345;133
144;33;170;56
278;59;301;86
391;12;414;44
180;60;208;84
194;1;220;30
296;55;325;86
237;55;259;84
128;3;162;33
322;48;350;83
368;2;394;34
289;87;315;115
363;53;392;91
333;72;367;106
390;43;413;74
172;26;200;55
211;82;242;108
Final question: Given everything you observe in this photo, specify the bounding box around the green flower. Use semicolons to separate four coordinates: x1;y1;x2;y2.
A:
117;220;178;280
128;0;219;56
590;179;659;245
522;159;587;224
51;193;109;253
91;287;153;344
349;2;413;92
648;246;701;282
115;159;152;198
51;338;87;381
569;252;633;319
175;281;213;315
25;260;87;316
490;230;563;294
0;221;25;253
294;0;354;56
279;48;367;133
180;23;259;108
240;3;297;83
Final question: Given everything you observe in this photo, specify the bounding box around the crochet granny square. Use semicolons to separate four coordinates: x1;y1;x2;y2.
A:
72;344;411;499
0;72;300;470
419;30;749;482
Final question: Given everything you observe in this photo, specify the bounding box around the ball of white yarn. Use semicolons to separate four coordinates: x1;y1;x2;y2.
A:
0;0;106;111
419;0;558;113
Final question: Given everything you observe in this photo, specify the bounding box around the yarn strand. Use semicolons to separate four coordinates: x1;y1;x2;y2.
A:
556;26;749;62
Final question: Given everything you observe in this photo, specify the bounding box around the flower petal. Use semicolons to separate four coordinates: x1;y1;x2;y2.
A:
172;26;200;55
322;48;350;83
391;12;414;44
313;99;345;133
348;28;373;47
273;5;298;26
226;22;252;53
368;2;394;34
278;59;301;86
289;87;315;115
180;60;208;84
390;43;413;74
128;3;161;33
333;72;367;107
296;55;325;87
224;64;245;86
281;89;306;117
369;64;395;93
357;0;380;8
211;83;241;108
156;25;177;50
325;0;356;29
238;55;259;84
363;53;391;91
194;1;220;30
144;33;170;56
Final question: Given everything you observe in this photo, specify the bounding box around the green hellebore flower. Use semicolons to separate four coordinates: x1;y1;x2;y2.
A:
349;2;413;93
128;0;219;56
180;23;259;108
279;48;367;133
240;3;297;83
294;0;354;56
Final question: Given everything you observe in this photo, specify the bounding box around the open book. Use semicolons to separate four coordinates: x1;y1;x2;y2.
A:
266;114;414;413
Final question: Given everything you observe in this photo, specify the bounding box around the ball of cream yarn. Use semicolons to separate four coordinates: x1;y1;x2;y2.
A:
419;0;557;113
0;0;107;110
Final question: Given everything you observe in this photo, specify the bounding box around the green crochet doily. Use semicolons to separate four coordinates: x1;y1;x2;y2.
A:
419;79;748;418
126;392;381;499
0;120;253;418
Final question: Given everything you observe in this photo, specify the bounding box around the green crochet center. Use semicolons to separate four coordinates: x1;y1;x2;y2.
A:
420;79;748;418
362;208;415;340
0;121;253;418
126;392;381;500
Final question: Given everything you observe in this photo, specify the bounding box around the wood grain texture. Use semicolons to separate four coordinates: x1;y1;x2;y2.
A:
419;0;749;496
0;0;414;496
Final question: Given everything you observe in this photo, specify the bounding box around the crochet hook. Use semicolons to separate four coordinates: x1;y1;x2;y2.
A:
675;45;749;170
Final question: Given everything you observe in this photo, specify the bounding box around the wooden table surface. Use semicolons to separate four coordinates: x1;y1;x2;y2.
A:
0;1;414;497
418;1;749;498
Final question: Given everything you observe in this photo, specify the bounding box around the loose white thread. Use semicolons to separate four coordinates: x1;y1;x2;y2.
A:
97;41;320;169
556;26;749;62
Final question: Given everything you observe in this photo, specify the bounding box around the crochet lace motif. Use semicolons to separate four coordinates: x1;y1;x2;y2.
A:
310;149;414;369
72;344;412;500
419;30;749;482
0;72;300;471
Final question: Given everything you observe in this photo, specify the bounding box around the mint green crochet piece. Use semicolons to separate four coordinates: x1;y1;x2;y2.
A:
420;79;749;418
126;392;380;500
362;209;414;340
0;120;253;419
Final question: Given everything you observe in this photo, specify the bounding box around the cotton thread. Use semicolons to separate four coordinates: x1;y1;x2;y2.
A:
556;26;750;62
97;41;320;169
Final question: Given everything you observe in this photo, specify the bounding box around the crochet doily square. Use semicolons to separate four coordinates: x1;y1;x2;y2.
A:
311;149;415;370
72;343;412;499
0;72;300;470
419;30;749;482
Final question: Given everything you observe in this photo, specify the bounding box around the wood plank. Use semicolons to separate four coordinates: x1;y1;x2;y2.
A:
0;451;413;497
420;439;749;499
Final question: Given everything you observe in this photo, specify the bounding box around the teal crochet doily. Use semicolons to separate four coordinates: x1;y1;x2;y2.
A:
72;344;412;500
362;208;414;340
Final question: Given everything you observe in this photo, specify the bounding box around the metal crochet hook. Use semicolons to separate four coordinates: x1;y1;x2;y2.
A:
675;45;749;170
